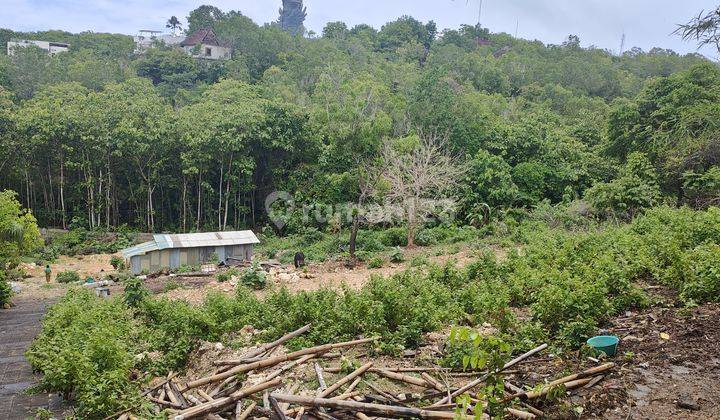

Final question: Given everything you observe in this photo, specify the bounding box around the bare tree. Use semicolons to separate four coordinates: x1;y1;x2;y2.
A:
675;6;720;52
379;132;465;248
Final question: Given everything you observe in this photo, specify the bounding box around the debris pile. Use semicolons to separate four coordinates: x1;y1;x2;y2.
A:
122;325;616;419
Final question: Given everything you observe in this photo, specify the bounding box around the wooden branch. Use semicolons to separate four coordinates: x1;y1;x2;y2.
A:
269;395;288;420
319;362;373;398
432;343;548;406
184;337;375;391
503;363;615;402
236;401;256;420
315;362;328;391
420;373;445;392
174;378;282;419
376;369;431;388
323;367;449;374
232;324;311;364
506;407;536;419
271;393;457;419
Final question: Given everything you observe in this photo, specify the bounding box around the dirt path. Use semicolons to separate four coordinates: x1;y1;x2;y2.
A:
0;298;66;419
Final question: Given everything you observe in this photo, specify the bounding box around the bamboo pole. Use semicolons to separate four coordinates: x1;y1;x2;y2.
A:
217;324;311;366
315;362;328;391
420;373;445;392
432;343;548;406
376;369;431;388
184;338;375;391
237;401;256;420
506;407;536;419
503;363;615;402
271;393;457;419
323;367;450;374
174;378;282;419
320;362;373;398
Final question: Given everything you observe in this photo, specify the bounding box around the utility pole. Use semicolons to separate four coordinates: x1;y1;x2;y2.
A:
619;32;626;55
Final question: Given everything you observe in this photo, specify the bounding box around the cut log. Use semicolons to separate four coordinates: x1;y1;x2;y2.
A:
269;395;288;420
314;362;328;391
323;367;450;374
320;362;373;398
271;393;456;419
237;401;256;420
420;373;445;392
174;378;282;419
184;337;375;391
376;369;431;388
506;407;536;419
504;363;614;402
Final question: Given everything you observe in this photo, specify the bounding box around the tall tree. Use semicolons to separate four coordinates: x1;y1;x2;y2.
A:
278;0;307;36
187;5;225;34
166;16;183;36
676;6;720;52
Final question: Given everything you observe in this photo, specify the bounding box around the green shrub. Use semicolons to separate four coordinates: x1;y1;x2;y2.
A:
122;277;149;308
389;247;404;263
381;227;408;247
0;271;12;306
240;263;266;290
56;270;81;284
680;243;720;304
109;255;125;270
216;268;241;283
367;257;384;269
26;290;144;418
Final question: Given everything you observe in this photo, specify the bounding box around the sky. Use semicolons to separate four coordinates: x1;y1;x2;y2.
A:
2;0;718;58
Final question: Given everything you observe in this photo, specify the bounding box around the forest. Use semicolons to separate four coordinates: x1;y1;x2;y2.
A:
1;5;718;235
1;3;720;419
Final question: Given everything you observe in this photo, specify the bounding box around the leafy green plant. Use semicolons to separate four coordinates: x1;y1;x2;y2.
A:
109;255;125;270
0;271;12;306
55;270;81;284
389;247;404;263
240;263;267;290
443;327;511;417
122;277;149;308
216;267;241;283
367;257;384;269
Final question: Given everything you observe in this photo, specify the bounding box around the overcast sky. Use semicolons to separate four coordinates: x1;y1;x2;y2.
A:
3;0;718;58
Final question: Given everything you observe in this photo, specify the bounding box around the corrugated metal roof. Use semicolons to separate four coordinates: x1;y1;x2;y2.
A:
154;231;260;250
121;231;260;259
121;240;159;259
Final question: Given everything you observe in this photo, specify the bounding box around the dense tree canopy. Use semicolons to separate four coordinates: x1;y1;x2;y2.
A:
0;6;717;233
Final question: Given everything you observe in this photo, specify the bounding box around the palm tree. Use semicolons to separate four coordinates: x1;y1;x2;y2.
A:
166;16;182;36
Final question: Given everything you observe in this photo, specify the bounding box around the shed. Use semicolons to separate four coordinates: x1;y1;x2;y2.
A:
121;231;260;275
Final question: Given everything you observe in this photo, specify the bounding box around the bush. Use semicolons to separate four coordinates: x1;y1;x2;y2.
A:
240;263;266;290
367;257;384;269
389;247;404;263
26;290;144;418
216;268;241;283
109;255;125;270
0;271;12;306
56;270;81;284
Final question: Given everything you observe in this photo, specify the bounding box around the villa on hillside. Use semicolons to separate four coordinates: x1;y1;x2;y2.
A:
133;30;184;54
7;39;70;56
180;28;231;60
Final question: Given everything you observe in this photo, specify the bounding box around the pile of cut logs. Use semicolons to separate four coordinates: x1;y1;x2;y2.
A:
118;324;615;419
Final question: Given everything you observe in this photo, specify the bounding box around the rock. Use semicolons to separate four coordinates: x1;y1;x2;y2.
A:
624;335;640;342
214;342;225;351
677;396;699;411
10;282;22;293
2;303;11;309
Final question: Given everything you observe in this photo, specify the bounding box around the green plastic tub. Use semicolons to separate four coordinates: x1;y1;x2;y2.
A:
587;335;619;356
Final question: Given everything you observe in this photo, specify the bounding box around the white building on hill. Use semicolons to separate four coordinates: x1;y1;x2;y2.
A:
7;39;70;56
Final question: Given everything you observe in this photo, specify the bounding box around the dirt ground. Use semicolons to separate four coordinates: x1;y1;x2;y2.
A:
8;249;720;419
